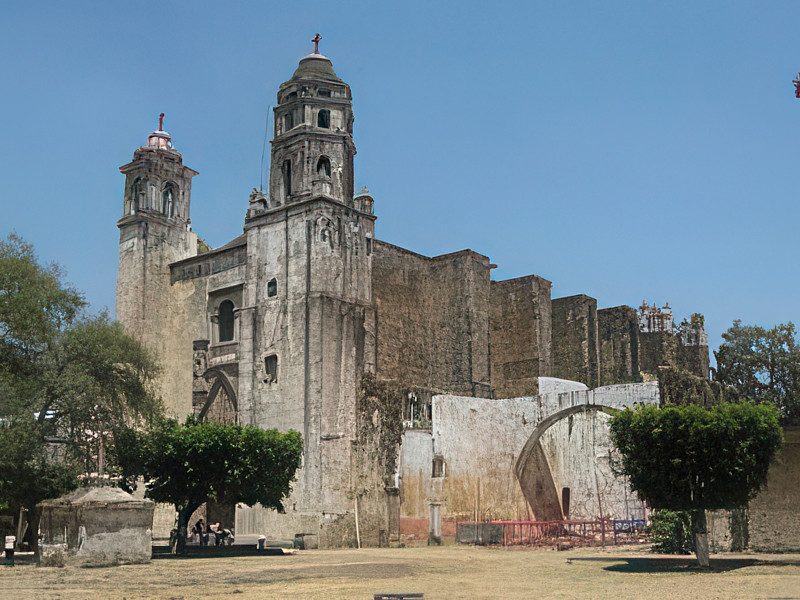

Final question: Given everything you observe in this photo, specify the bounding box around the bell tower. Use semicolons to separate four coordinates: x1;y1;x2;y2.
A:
116;115;198;415
268;42;355;206
239;38;379;545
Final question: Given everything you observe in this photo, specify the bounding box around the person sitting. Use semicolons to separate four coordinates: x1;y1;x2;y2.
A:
211;522;235;546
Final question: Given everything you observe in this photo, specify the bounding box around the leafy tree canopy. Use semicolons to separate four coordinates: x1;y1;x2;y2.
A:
0;234;84;412
114;418;303;552
0;420;79;515
38;314;162;471
0;234;161;553
610;402;782;512
610;402;782;566
715;320;800;422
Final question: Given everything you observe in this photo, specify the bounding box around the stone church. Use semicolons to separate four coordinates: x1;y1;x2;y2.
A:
116;45;709;546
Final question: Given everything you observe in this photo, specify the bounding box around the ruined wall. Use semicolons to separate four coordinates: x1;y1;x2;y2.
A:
676;343;710;378
372;241;492;397
748;426;800;552
490;275;552;398
39;488;154;567
399;429;435;521
598;306;641;386
637;331;677;377
551;295;600;387
639;331;709;379
430;395;539;522
400;381;659;526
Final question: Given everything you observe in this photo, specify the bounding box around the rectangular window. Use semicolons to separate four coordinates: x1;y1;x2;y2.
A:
267;278;277;298
283;160;292;198
264;355;278;383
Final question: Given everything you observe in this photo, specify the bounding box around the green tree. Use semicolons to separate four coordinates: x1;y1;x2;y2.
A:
0;234;161;554
610;402;782;567
715;320;800;422
38;314;162;474
648;510;695;555
115;418;303;553
0;419;79;555
0;233;84;413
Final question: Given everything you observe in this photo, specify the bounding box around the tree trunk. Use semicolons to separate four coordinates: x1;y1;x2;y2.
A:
171;504;199;555
691;509;710;568
29;507;42;563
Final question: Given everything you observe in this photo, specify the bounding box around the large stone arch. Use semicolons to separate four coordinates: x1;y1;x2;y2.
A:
514;404;620;521
199;367;238;424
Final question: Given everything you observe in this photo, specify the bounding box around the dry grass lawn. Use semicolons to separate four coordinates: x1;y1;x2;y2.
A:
1;545;799;599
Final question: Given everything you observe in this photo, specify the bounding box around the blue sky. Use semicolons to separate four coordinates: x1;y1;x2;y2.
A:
2;1;799;360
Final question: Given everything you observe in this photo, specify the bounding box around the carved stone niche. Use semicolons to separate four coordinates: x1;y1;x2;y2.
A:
316;215;340;250
193;339;210;378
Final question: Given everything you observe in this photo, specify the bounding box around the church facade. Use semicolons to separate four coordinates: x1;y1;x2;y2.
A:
116;48;708;546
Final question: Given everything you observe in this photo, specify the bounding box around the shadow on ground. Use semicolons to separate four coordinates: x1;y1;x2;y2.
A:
572;556;800;573
152;546;290;560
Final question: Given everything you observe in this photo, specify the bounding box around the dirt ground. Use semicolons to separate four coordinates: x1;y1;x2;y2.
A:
1;545;799;599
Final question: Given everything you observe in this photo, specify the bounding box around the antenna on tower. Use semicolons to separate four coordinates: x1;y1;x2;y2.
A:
260;105;271;192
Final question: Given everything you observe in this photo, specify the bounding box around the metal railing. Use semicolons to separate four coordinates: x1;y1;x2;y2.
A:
491;519;647;547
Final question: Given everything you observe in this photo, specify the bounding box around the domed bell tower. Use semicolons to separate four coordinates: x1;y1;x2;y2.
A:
116;115;198;415
268;41;355;206
240;38;378;545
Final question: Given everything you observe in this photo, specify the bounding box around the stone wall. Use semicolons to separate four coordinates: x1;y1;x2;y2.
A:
748;426;800;552
231;197;378;548
637;331;677;376
551;295;600;387
117;218;199;418
372;241;492;397
676;343;710;378
398;379;659;527
598;306;641;386
490;275;552;398
39;487;154;567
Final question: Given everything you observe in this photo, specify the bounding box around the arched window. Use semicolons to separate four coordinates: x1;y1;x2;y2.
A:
163;183;176;217
316;156;331;178
283;160;292;198
283;112;294;132
130;178;142;214
218;300;235;342
317;109;330;129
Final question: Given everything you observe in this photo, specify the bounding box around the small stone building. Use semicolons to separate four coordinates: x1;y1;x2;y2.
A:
39;486;154;566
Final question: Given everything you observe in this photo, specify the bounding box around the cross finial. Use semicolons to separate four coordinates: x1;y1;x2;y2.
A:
159;113;164;131
312;33;322;54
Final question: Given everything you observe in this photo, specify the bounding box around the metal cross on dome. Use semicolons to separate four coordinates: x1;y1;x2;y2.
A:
793;73;800;98
312;33;322;54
